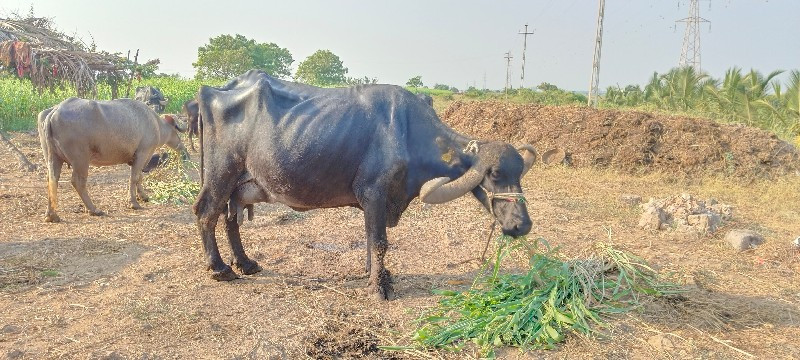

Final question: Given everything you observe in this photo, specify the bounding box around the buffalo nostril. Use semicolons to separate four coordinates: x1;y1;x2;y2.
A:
515;219;532;236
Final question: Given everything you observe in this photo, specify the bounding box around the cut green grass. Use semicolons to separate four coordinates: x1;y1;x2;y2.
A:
143;148;200;205
410;236;685;356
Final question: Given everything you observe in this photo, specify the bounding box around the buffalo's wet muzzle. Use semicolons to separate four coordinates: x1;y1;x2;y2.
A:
501;217;532;237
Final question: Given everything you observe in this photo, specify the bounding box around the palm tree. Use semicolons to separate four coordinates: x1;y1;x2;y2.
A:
655;67;711;112
782;70;800;133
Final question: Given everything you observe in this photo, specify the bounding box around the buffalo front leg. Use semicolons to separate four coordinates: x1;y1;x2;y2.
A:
194;188;238;281
129;152;150;208
362;191;394;300
225;215;262;275
70;159;103;216
44;157;64;222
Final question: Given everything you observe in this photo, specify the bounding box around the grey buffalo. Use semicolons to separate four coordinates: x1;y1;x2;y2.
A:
193;70;536;300
38;98;186;222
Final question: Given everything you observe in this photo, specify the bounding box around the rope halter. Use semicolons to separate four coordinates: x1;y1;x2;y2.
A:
478;184;527;216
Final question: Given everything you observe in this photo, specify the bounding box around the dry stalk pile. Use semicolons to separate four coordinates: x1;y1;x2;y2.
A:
0;17;127;97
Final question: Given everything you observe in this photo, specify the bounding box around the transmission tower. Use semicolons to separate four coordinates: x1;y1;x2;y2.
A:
504;51;513;97
676;0;710;70
587;0;606;108
518;24;534;89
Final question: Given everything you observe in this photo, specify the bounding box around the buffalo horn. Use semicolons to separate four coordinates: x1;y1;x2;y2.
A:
420;168;484;204
517;144;537;176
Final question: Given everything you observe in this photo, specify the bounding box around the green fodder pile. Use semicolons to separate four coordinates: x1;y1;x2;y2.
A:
142;149;199;205
411;237;685;355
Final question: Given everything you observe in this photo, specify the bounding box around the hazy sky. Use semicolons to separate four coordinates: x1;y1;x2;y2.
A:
2;1;797;91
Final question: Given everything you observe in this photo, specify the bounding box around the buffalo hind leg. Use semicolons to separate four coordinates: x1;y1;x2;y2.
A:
225;215;262;275
70;159;103;216
44;157;64;222
362;189;394;300
194;187;238;281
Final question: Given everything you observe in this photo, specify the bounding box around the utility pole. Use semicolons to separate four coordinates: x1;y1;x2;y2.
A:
587;0;606;107
676;0;710;70
483;72;487;91
504;51;513;98
518;24;534;89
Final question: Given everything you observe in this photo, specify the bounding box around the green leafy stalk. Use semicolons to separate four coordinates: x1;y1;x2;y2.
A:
412;237;684;354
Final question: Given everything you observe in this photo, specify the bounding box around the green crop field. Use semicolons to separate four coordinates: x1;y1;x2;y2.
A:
0;76;223;131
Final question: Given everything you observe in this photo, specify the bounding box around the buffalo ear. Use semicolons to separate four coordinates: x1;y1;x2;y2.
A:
516;144;537;176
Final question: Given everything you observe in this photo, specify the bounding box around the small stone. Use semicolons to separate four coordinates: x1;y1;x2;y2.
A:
620;194;642;206
724;229;765;251
647;334;676;353
792;237;800;249
7;350;24;360
1;324;21;334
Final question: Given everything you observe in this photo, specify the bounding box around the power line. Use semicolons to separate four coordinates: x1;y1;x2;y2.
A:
588;0;606;108
676;0;710;70
518;24;534;89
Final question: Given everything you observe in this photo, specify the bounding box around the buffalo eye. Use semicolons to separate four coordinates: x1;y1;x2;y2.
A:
489;168;501;180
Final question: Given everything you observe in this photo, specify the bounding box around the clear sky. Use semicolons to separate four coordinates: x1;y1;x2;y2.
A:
2;1;797;91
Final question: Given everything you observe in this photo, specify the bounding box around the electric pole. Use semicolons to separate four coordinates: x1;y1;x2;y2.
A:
518;24;534;89
504;51;513;98
588;0;606;107
676;0;710;70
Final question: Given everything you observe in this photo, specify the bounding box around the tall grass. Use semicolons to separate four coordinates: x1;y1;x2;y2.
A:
0;76;223;131
0;77;73;131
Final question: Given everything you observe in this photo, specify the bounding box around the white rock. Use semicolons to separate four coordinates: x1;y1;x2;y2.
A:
724;229;765;251
639;205;669;230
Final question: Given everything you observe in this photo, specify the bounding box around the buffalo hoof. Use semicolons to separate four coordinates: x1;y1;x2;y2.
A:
44;213;61;223
89;209;105;216
210;266;239;281
129;203;143;210
233;259;262;275
371;283;395;301
368;269;395;301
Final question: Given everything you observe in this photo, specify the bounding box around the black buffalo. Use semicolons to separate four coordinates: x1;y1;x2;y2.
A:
416;93;433;107
182;99;200;151
193;70;536;300
135;86;168;114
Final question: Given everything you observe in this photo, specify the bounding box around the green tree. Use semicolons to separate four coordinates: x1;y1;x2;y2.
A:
295;50;348;86
193;34;293;80
406;76;423;88
536;82;559;92
433;83;450;91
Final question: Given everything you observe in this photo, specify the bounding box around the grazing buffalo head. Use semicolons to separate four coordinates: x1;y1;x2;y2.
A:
161;114;188;154
420;141;537;237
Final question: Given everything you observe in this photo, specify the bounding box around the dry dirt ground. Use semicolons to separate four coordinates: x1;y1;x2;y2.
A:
2;104;800;359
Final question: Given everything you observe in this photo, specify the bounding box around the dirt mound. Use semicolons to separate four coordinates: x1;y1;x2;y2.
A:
441;101;800;180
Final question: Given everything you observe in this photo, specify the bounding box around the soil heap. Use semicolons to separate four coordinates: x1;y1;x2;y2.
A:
441;101;800;180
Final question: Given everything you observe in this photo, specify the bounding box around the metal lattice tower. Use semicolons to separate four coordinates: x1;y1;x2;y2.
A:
676;0;710;70
587;0;606;108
